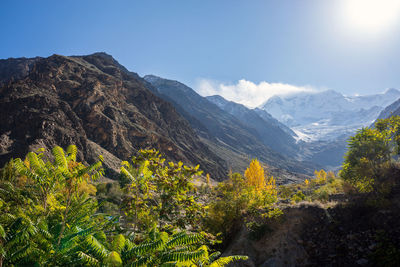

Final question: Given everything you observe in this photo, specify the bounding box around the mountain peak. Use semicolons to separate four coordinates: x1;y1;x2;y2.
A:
144;74;162;83
206;95;229;106
90;51;113;57
384;88;400;95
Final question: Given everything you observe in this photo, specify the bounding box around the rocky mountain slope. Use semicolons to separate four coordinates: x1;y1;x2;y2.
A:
376;97;400;120
206;95;298;156
0;53;227;179
144;75;318;178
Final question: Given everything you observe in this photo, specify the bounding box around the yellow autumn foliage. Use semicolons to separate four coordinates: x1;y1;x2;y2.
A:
76;180;97;196
244;159;265;190
314;169;327;184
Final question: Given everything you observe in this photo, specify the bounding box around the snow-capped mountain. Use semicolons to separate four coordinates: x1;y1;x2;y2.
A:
260;88;400;142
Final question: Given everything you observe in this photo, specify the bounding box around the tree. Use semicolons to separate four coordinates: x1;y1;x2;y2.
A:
120;149;205;232
341;116;400;192
206;161;280;244
244;159;265;190
0;145;106;266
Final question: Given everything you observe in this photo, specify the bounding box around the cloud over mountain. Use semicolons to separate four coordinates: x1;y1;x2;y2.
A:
195;78;315;108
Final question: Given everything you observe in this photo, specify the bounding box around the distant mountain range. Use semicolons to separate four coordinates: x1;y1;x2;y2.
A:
260;89;400;132
144;75;317;180
257;88;400;167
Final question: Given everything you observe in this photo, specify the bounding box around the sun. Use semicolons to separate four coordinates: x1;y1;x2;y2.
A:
341;0;400;34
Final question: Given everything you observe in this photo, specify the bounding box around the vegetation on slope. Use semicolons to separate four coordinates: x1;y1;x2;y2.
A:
2;116;400;266
0;146;246;266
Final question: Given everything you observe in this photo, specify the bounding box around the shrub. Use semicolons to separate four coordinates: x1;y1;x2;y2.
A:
341;116;400;192
291;190;306;203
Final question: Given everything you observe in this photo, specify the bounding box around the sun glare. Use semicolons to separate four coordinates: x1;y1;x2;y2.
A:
341;0;400;34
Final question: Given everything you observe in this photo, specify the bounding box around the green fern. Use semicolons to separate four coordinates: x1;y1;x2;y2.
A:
167;232;204;248
82;235;110;260
66;145;78;162
208;255;249;267
77;251;100;266
52;146;68;169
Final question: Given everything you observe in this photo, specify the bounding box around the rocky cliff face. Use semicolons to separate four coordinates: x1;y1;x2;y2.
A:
0;53;226;179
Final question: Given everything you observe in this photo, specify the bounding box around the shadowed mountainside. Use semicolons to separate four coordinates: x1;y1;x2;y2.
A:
206;95;298;157
376;97;400;120
0;53;227;179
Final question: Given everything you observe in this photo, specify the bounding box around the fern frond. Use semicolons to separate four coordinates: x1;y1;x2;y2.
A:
167;232;203;248
83;235;109;260
112;234;126;253
122;237;135;255
61;226;94;244
168;245;196;253
161;248;206;263
52;146;68;169
27;152;42;171
124;238;164;259
1;213;16;223
77;251;100;266
208;251;221;263
37;226;52;240
66;145;78;162
78;161;103;180
8;244;30;262
120;166;135;182
209;255;248;267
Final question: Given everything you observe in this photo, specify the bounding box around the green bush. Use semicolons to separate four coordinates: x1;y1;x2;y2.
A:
341;116;400;192
291;190;306;203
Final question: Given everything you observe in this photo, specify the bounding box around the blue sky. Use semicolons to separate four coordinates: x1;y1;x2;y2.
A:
1;0;400;105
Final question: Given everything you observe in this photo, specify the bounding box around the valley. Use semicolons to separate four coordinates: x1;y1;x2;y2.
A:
1;52;398;180
1;53;400;267
3;1;400;266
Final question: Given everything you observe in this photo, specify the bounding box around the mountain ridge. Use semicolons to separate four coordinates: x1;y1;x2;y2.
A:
0;53;227;179
206;95;298;156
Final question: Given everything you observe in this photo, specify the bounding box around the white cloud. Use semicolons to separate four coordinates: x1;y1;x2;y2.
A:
195;78;315;108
